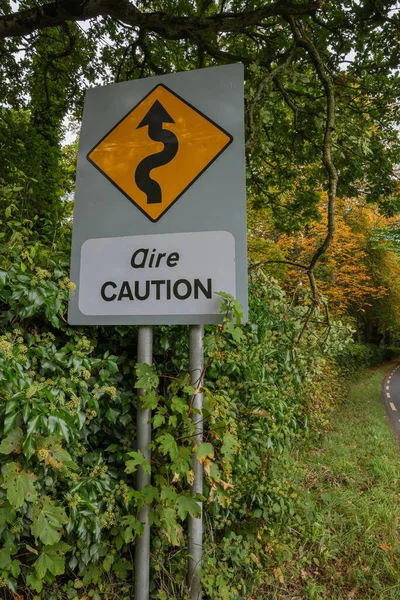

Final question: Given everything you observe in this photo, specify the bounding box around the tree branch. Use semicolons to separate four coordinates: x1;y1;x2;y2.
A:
246;46;296;149
0;0;323;40
287;16;337;274
249;259;309;272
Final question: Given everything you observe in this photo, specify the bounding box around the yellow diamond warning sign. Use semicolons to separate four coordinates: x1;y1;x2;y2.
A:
87;84;233;222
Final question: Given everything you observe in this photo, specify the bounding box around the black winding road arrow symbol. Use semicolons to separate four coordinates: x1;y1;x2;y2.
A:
135;100;178;204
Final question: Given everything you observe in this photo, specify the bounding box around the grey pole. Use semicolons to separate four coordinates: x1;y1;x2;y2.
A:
135;325;153;600
188;324;204;600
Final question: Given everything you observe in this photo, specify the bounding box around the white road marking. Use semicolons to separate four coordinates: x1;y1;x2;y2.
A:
390;402;397;411
386;385;390;390
387;392;391;398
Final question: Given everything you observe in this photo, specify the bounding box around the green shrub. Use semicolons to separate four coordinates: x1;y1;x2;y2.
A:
336;343;385;374
0;214;356;599
382;346;400;361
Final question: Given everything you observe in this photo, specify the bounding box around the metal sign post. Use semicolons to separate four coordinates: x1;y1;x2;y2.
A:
188;325;204;600
135;325;153;600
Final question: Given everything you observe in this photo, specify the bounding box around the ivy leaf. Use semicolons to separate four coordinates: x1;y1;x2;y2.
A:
3;462;37;508
0;428;23;454
34;542;70;579
31;497;68;545
36;436;78;471
176;495;201;520
4;412;17;434
105;408;119;424
196;442;215;463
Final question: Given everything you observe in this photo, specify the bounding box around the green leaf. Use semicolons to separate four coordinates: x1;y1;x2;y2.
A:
103;554;114;572
176;495;201;520
26;570;43;592
37;436;77;471
196;442;214;462
160;486;178;503
125;451;151;476
112;558;132;580
0;503;15;527
0;547;12;569
82;564;101;585
142;485;159;504
162;507;182;546
140;389;159;410
23;434;36;460
3;462;37;508
224;320;245;342
135;363;159;391
121;515;144;542
31;497;68;545
171;396;189;414
34;542;70;579
105;408;119;424
4;412;18;434
11;559;20;578
27;415;42;436
107;360;119;374
0;428;23;454
152;412;165;428
157;434;179;461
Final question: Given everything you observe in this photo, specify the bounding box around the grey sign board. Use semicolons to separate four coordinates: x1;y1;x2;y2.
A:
68;63;247;325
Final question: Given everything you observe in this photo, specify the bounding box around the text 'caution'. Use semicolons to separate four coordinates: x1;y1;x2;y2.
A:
79;231;236;316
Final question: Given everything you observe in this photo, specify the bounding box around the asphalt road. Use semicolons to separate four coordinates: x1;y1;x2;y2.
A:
382;363;400;443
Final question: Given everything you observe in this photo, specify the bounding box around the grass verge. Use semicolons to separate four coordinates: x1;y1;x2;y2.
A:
262;363;400;600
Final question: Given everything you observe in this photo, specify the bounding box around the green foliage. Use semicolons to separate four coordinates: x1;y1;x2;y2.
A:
3;462;38;508
382;347;400;361
264;365;400;600
336;343;386;374
0;109;72;226
31;498;69;545
0;203;389;599
34;542;71;579
1;2;400;596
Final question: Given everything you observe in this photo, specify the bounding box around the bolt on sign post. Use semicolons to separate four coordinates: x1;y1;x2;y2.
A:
68;64;247;600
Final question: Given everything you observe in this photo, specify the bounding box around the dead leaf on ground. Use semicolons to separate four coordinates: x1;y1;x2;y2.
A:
378;540;392;551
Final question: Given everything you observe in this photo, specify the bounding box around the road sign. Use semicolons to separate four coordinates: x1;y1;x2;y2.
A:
79;231;235;317
88;84;233;222
68;64;247;325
